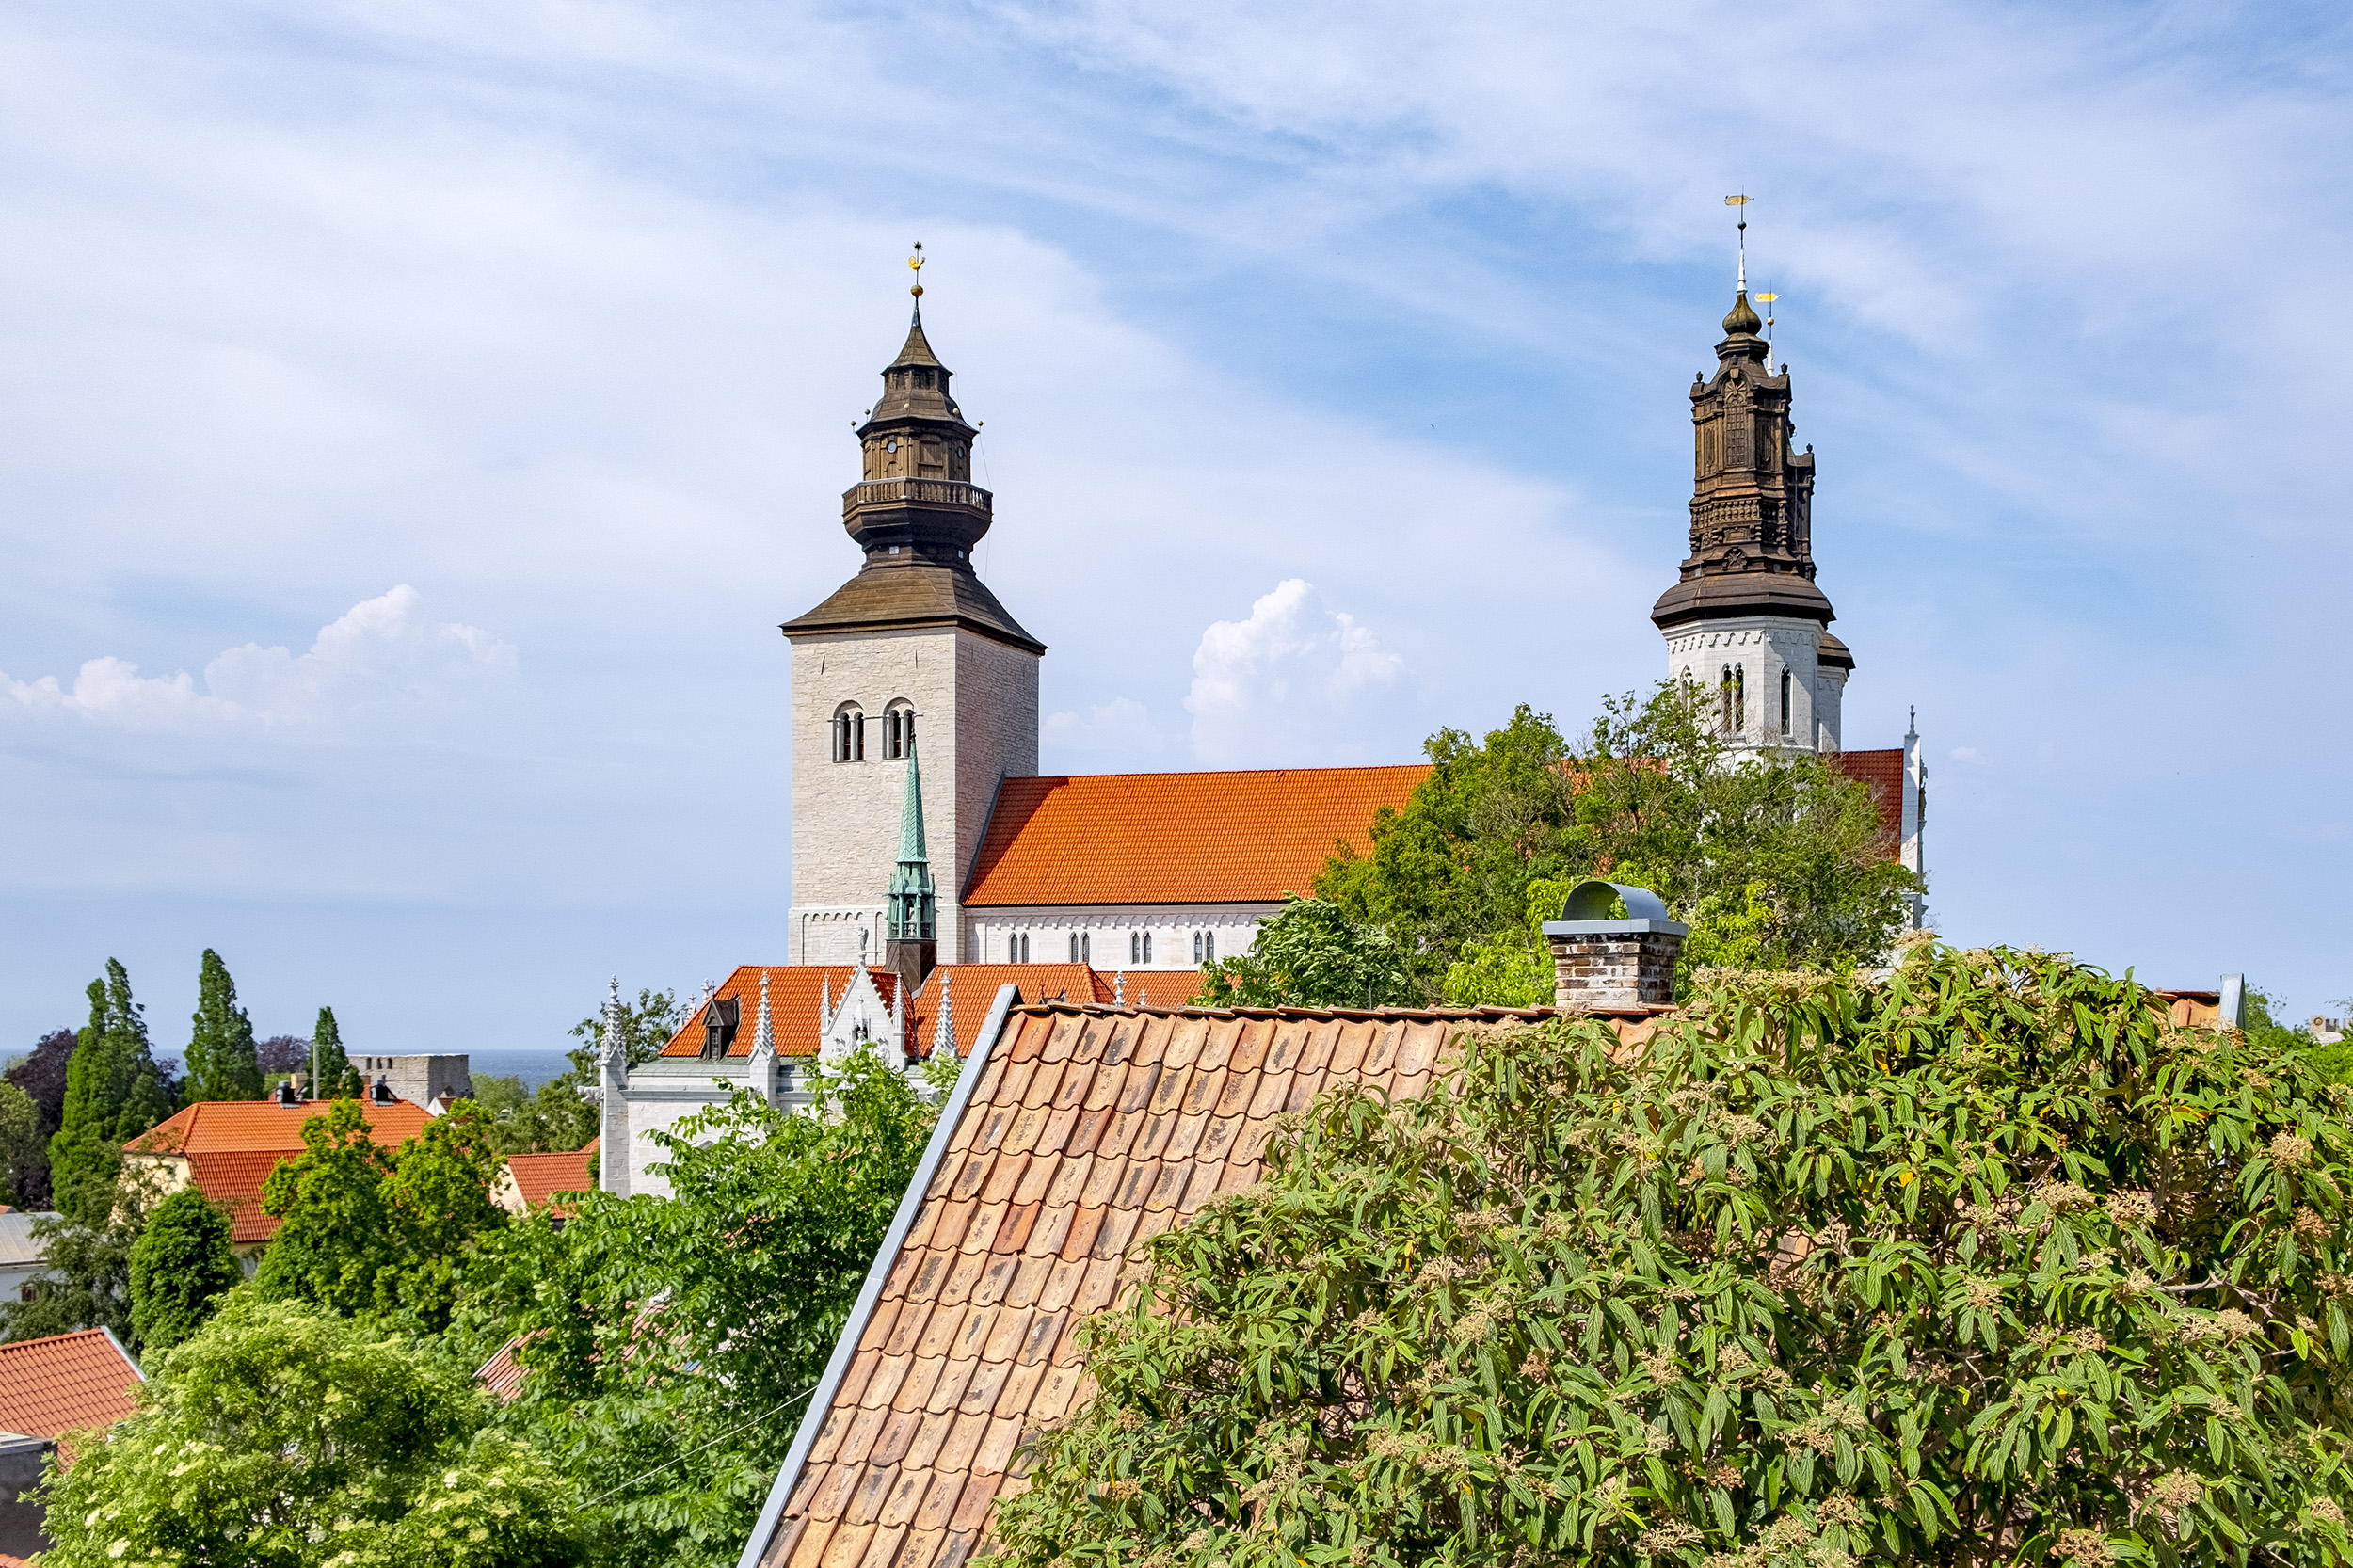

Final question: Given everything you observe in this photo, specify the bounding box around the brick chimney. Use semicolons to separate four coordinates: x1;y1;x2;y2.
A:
1541;881;1689;1010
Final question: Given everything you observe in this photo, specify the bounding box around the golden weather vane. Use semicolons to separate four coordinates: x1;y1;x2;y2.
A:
908;240;925;299
1723;193;1752;292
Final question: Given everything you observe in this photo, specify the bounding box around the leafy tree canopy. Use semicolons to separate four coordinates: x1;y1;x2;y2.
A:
1193;896;1419;1010
34;1293;579;1568
127;1186;242;1355
3;1027;75;1209
0;1176;162;1346
992;945;2353;1568
0;1080;37;1209
1319;686;1920;1004
472;1070;600;1156
49;960;176;1224
313;1005;362;1098
567;984;683;1070
459;1047;944;1567
183;947;265;1106
256;1099;507;1332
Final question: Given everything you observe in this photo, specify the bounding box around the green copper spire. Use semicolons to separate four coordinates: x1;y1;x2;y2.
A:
888;734;936;940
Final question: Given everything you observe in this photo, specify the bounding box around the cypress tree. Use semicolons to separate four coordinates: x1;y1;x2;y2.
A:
48;960;174;1224
184;950;264;1105
312;1006;360;1099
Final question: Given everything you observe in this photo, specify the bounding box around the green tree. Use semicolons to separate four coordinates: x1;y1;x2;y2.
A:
0;1176;160;1345
312;1004;360;1097
0;1080;37;1208
1193;895;1418;1009
991;945;2353;1568
567;984;681;1069
184;947;266;1105
47;960;176;1225
472;1071;600;1156
1318;704;1580;996
33;1293;579;1568
461;1047;940;1567
255;1100;507;1330
126;1187;242;1356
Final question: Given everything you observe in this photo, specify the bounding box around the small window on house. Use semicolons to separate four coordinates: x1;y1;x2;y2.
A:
1081;932;1091;963
1193;932;1203;965
1204;931;1215;963
1069;933;1080;963
1144;932;1153;964
1015;932;1030;962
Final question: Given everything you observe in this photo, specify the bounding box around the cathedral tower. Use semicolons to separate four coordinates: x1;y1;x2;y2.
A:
782;268;1043;964
1651;288;1850;752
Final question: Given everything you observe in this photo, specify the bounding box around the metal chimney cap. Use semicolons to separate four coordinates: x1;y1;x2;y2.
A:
1561;880;1672;922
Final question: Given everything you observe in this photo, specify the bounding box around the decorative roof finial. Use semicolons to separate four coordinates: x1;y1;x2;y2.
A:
933;969;955;1057
600;976;624;1063
1721;195;1762;336
1114;970;1126;1006
908;241;925;322
754;970;776;1057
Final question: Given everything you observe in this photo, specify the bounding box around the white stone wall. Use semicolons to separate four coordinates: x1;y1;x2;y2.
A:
1662;615;1841;753
962;904;1278;972
787;624;1039;964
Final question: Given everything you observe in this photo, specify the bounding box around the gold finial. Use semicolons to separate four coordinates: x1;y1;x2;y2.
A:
908;240;925;299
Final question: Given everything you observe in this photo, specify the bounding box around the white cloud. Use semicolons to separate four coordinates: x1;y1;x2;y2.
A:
1184;579;1404;767
3;586;514;730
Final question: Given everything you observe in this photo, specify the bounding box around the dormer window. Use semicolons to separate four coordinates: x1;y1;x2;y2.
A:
833;706;865;762
700;997;740;1060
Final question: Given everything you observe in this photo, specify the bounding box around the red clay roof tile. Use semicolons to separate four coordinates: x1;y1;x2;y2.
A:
964;766;1429;908
0;1329;144;1464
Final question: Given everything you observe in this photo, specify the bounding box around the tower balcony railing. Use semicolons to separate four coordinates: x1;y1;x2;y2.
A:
842;478;994;513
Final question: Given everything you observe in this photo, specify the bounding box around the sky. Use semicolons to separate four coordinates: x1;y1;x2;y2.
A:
2;0;2347;1058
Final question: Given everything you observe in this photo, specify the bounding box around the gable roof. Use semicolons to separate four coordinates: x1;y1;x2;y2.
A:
964;766;1430;909
659;966;1121;1061
124;1097;432;1157
503;1147;597;1209
659;968;903;1060
124;1098;435;1245
0;1329;144;1464
742;994;1661;1568
1829;748;1905;844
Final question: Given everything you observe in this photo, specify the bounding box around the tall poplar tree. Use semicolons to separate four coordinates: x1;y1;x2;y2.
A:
46;960;174;1224
312;1004;360;1098
182;949;264;1106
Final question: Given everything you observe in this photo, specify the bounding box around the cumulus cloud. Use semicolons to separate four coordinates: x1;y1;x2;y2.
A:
3;586;515;730
1184;579;1404;767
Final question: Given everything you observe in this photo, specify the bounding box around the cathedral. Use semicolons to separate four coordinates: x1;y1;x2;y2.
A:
596;270;1927;1197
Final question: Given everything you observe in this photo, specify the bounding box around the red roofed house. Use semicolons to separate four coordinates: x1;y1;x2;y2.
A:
121;1091;433;1262
775;282;1924;993
494;1140;599;1220
0;1327;146;1558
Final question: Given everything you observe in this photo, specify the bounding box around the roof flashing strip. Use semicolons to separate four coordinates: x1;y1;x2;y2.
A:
734;982;1024;1568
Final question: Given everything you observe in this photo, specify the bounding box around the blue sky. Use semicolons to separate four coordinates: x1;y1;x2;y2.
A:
2;0;2346;1057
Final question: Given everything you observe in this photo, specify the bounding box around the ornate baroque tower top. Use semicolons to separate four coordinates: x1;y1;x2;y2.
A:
780;262;1043;653
1648;289;1836;632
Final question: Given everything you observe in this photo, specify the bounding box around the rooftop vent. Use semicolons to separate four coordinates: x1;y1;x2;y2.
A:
1539;880;1689;1011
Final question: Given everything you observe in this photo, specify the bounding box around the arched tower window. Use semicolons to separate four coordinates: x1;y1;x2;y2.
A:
882;701;916;760
1779;669;1792;738
832;705;865;762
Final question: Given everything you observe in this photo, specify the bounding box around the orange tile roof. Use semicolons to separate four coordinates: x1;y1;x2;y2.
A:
963;766;1430;908
905;967;1112;1058
125;1098;434;1245
125;1096;432;1156
0;1329;144;1465
504;1149;596;1208
747;997;1659;1568
1829;748;1904;847
659;968;904;1059
663;966;1120;1061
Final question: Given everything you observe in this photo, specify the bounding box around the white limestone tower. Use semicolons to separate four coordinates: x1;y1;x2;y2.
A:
782;256;1042;964
1651;282;1849;753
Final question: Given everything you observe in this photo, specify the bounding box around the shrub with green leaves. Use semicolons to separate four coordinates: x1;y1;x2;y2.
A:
127;1187;241;1355
990;944;2353;1568
33;1293;577;1567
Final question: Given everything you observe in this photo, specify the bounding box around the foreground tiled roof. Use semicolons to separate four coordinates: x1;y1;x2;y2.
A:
0;1329;144;1465
963;766;1430;908
748;997;1658;1568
